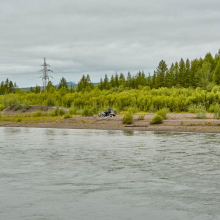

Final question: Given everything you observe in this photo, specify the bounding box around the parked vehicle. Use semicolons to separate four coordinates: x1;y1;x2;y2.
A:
99;108;117;117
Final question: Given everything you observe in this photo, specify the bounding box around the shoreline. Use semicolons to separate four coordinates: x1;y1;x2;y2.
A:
1;113;220;133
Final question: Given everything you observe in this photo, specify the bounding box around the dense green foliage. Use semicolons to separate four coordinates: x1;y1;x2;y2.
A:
2;86;220;114
122;111;133;124
156;108;169;119
150;115;163;124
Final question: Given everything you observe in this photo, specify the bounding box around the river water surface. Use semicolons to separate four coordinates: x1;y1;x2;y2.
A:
0;127;220;220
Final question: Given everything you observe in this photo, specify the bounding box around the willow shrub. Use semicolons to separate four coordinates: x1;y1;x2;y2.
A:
188;104;197;113
0;104;4;111
156;108;169;119
64;113;72;119
50;107;65;116
22;101;30;112
82;107;93;116
122;111;133;124
46;97;55;106
150;115;163;124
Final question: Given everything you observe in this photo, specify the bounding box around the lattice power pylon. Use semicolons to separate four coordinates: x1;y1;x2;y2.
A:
39;57;53;90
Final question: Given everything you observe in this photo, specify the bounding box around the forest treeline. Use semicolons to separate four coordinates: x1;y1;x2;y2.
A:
96;50;220;91
1;50;220;113
0;79;18;95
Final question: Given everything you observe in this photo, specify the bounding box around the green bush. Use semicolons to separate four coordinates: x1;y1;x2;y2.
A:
54;107;60;116
68;107;76;115
208;104;215;113
214;104;220;119
138;114;145;120
64;113;72;119
196;105;206;119
51;107;65;116
14;100;21;111
69;106;82;115
127;107;137;114
33;111;42;117
148;104;156;113
17;118;22;122
59;108;65;116
150;115;163;124
188;104;197;113
82;107;93;116
46;97;55;106
156;108;169;119
22;101;29;112
0;104;4;111
122;112;133;124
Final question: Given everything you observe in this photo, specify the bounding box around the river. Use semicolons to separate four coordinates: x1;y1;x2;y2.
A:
0;127;220;220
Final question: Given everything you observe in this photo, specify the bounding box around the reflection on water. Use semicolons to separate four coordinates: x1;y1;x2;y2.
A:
123;130;134;136
0;128;220;220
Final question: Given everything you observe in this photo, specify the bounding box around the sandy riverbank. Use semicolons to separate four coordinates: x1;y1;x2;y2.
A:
1;113;220;133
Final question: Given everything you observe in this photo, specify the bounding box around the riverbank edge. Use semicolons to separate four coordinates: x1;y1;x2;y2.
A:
1;113;220;133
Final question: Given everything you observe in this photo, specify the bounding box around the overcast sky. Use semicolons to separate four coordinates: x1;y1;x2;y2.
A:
0;0;220;87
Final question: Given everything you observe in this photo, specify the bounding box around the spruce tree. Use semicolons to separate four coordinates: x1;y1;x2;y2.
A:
179;58;186;87
115;72;119;87
126;72;132;88
110;74;115;88
213;59;220;85
185;59;191;88
173;62;179;86
155;60;168;88
58;77;68;90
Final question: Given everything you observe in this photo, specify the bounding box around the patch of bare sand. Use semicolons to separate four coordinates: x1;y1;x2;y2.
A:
1;113;220;133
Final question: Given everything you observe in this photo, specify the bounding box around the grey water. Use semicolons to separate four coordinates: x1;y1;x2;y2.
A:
0;128;220;220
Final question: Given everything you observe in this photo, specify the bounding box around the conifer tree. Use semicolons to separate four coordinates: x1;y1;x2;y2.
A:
173;62;179;86
152;71;156;88
169;63;175;87
179;58;186;87
204;53;215;72
155;60;168;88
213;59;220;85
115;72;119;87
185;59;191;87
146;72;152;88
126;72;132;88
98;78;104;90
119;73;126;86
58;77;68;90
191;59;201;87
103;74;110;90
110;74;115;88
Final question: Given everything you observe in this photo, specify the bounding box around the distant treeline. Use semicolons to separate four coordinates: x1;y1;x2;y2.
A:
1;50;220;114
1;49;220;94
94;49;220;91
0;79;18;95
